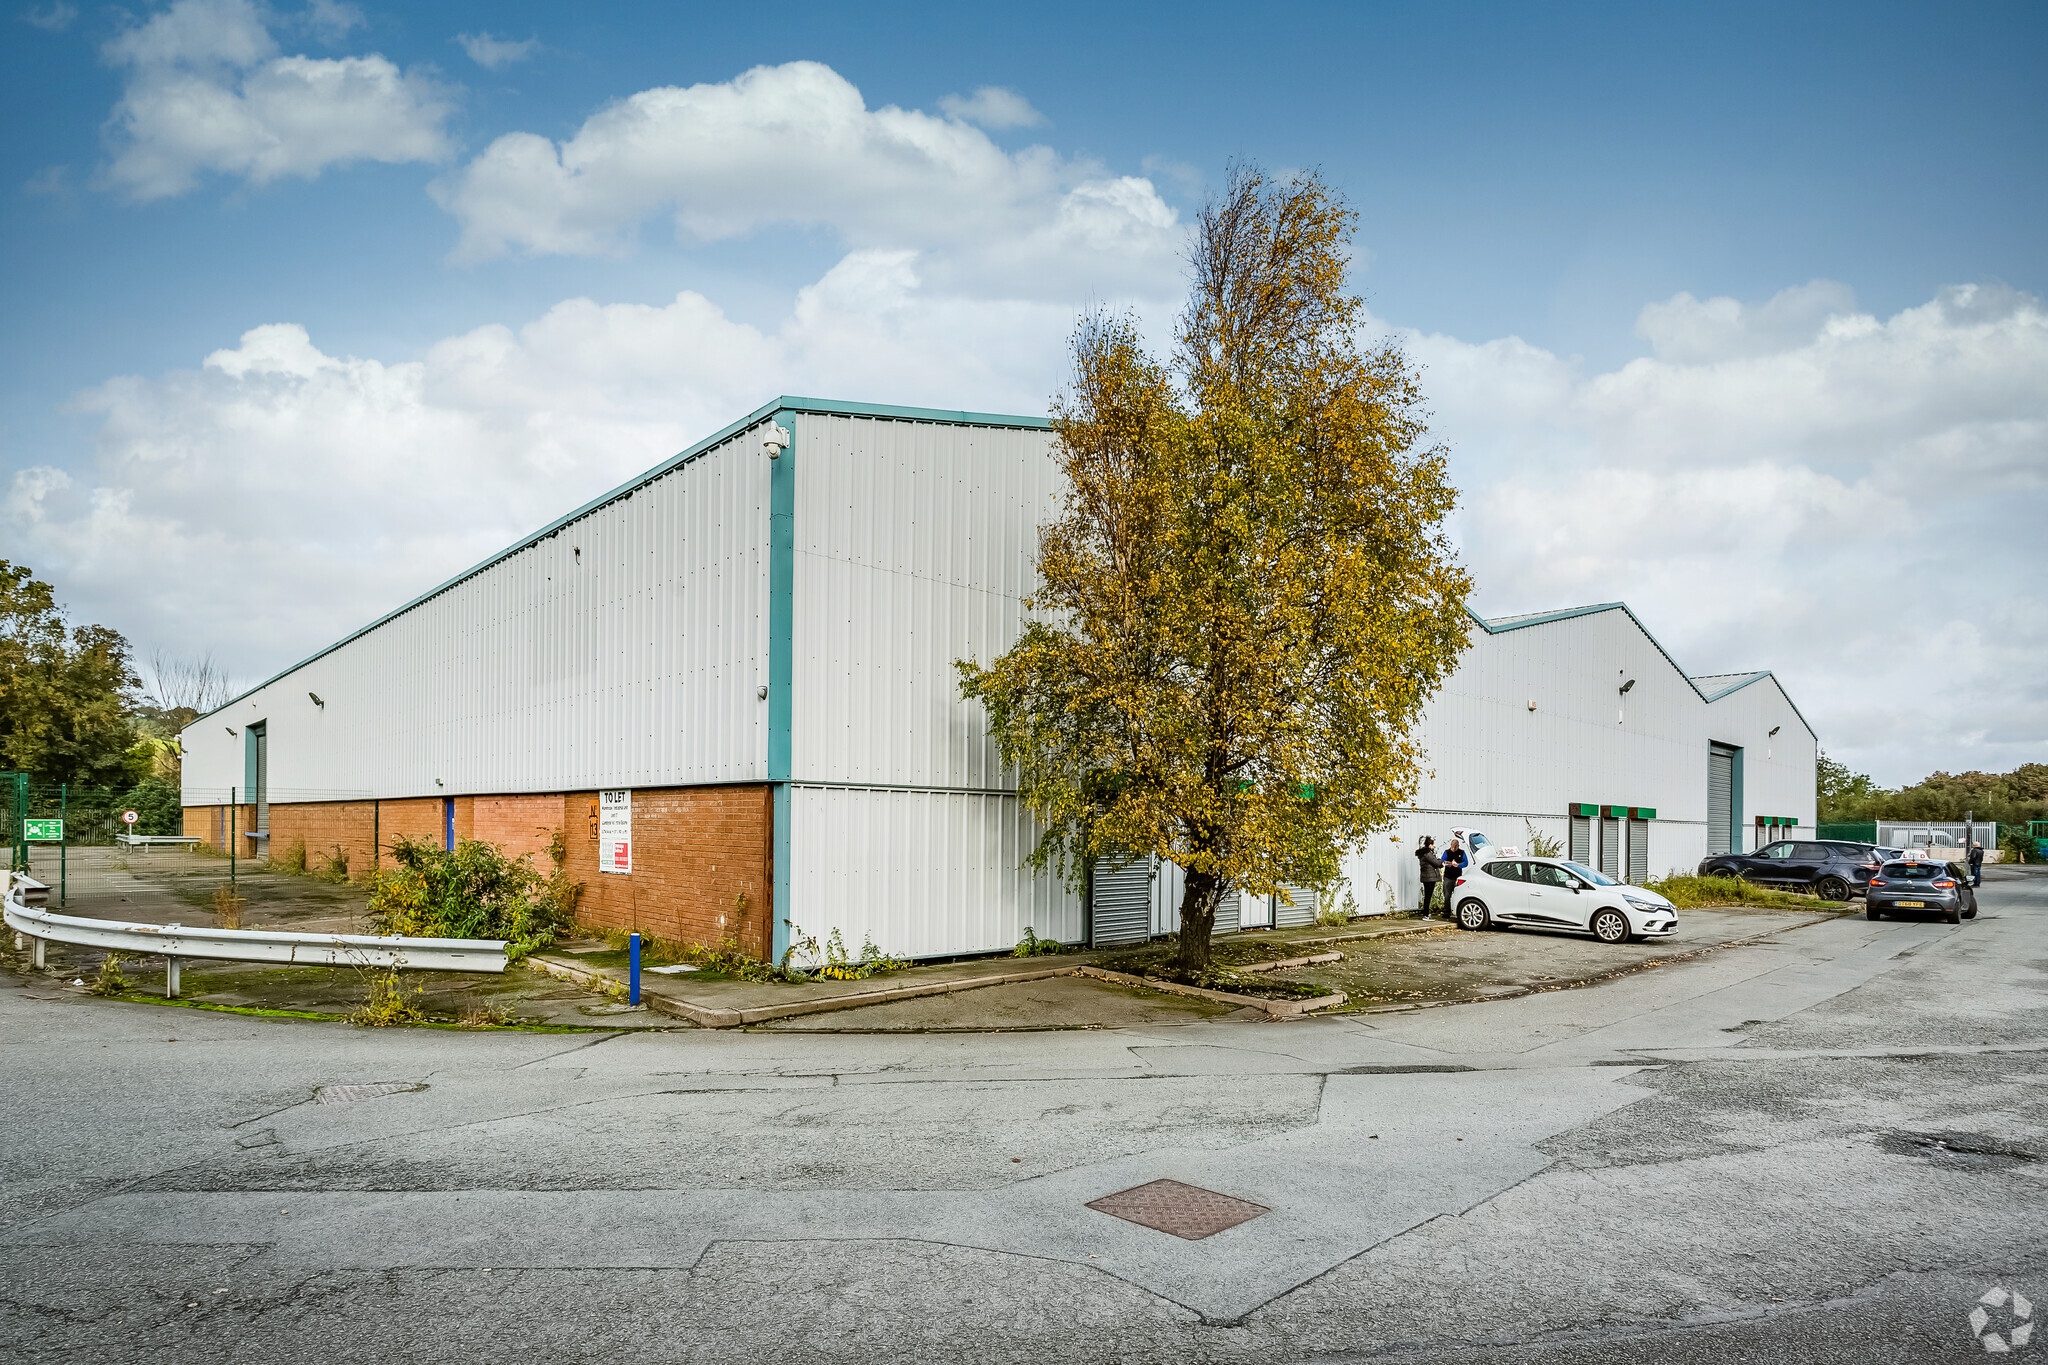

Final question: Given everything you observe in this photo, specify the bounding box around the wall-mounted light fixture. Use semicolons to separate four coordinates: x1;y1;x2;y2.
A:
225;726;237;737
1768;725;1781;736
435;778;445;787
1618;679;1636;695
1527;700;1537;711
573;546;581;563
308;692;324;708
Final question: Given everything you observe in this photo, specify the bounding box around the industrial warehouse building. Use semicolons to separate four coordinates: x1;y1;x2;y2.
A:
180;396;1816;961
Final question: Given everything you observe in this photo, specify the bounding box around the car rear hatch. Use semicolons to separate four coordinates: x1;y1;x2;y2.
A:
1868;863;1960;904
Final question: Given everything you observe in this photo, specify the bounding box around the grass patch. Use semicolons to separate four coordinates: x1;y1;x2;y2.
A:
1642;874;1831;910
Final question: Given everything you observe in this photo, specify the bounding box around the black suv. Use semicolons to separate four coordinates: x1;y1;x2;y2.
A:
1697;840;1882;900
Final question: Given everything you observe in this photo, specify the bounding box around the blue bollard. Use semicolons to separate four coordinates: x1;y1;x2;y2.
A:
629;932;641;1005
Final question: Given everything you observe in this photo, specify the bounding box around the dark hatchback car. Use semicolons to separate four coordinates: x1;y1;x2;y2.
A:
1865;860;1977;924
1697;840;1883;900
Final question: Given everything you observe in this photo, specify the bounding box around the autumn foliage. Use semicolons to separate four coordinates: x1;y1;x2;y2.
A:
959;166;1472;971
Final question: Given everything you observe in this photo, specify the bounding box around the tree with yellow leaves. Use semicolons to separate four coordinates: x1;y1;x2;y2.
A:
958;166;1473;973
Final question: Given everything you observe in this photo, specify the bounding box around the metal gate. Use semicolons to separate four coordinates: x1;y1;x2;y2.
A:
1089;854;1153;948
1708;746;1736;855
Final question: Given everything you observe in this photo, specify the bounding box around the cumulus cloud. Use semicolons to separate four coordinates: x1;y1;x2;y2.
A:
100;0;454;201
429;61;1179;297
456;31;536;70
938;86;1044;129
13;252;1072;681
20;3;76;31
1397;281;2048;782
10;264;2042;785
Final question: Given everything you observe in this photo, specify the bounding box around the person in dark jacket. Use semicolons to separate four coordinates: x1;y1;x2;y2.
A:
1968;841;1985;887
1415;836;1444;916
1441;838;1470;913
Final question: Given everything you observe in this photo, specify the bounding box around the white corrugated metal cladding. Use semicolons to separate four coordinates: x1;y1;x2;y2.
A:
184;415;774;803
184;396;1818;961
788;410;1080;955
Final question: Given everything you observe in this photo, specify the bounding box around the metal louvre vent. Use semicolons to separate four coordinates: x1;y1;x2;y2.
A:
1089;854;1154;948
1272;883;1317;929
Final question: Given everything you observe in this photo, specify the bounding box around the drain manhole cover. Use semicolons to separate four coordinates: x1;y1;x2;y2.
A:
1085;1179;1268;1240
315;1081;426;1105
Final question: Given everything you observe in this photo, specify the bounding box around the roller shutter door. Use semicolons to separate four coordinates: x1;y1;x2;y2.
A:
1570;815;1592;865
1708;747;1735;855
1089;854;1154;947
1599;817;1622;879
1627;819;1650;884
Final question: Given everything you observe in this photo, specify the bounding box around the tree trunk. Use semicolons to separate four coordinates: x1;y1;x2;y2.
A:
1175;869;1225;974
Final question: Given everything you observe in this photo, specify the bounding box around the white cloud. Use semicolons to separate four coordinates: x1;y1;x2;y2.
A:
100;0;454;201
456;31;536;70
11;261;2042;788
938;86;1044;129
20;3;76;31
1398;281;2048;783
15;252;1072;685
429;60;1179;298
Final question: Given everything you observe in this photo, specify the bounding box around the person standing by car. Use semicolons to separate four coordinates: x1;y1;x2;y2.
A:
1416;836;1444;916
1968;841;1985;887
1442;837;1469;904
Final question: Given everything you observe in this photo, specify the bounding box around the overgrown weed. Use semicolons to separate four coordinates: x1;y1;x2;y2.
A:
350;971;426;1027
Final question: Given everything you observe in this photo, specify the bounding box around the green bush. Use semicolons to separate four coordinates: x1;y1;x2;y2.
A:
367;836;579;961
1642;874;1823;910
116;778;182;836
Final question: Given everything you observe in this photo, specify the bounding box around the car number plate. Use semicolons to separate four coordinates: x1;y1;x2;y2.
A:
1896;900;1924;908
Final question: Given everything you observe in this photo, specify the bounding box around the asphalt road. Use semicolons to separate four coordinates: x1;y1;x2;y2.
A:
3;870;2042;1364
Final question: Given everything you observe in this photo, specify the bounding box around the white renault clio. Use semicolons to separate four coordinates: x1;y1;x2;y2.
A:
1451;856;1678;943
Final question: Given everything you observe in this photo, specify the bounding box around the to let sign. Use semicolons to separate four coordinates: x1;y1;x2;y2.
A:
24;819;62;841
598;790;632;874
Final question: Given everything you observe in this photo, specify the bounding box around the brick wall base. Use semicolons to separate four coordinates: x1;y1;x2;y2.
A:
181;784;773;958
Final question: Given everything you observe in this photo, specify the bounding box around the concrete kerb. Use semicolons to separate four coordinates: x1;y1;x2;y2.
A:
528;919;1445;1029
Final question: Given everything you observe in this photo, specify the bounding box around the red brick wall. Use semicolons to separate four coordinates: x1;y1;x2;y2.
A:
183;786;774;957
564;785;774;958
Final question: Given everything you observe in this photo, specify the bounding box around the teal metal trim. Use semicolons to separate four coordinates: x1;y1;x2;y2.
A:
1466;600;1817;740
190;395;1051;728
1730;746;1746;852
768;409;797;960
243;727;258;796
773;395;1051;430
1692;670;1819;744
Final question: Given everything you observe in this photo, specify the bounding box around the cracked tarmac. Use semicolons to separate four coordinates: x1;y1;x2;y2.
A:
1;869;2043;1363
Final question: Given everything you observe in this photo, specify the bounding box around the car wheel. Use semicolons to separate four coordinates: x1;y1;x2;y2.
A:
1591;909;1630;944
1964;903;1978;920
1816;876;1850;902
1866;903;1883;920
1943;905;1962;925
1456;898;1490;931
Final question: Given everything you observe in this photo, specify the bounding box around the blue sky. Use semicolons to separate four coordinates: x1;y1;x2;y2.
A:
3;0;2045;784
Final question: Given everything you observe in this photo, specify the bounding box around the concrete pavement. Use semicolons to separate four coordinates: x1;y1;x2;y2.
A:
1;869;2041;1362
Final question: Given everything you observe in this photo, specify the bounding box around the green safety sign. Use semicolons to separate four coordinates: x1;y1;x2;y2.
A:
23;818;62;841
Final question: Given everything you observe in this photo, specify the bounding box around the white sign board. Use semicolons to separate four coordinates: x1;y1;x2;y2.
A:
598;790;632;874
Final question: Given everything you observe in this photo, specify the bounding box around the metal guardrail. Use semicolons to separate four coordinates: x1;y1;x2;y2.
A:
5;872;507;997
115;834;203;849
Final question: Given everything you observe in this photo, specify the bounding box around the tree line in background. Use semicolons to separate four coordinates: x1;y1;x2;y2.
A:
0;559;231;839
1819;751;2048;859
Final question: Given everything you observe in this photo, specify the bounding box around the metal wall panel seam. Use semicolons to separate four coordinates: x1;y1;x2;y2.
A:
769;408;798;961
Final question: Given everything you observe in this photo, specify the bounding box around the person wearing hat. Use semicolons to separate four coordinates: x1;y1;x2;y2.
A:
1415;836;1444;916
